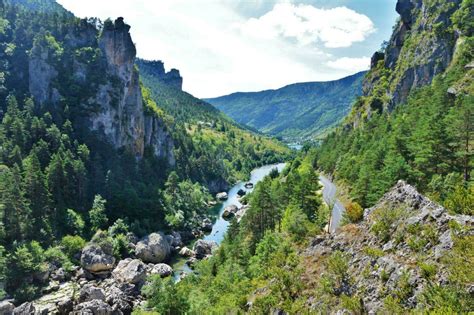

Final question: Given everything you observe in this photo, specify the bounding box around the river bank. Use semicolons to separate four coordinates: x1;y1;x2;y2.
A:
172;163;286;279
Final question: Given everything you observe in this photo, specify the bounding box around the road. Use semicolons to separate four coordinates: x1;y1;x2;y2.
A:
319;175;345;233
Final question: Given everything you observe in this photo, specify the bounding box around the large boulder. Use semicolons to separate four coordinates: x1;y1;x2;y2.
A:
79;284;106;303
222;204;239;220
0;301;14;315
149;263;173;277
73;299;113;315
193;240;217;259
135;232;170;263
179;246;195;257
81;243;115;273
13;302;36;315
216;192;228;200
112;258;147;284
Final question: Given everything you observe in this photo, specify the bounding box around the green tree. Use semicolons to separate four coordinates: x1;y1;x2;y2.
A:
89;195;108;232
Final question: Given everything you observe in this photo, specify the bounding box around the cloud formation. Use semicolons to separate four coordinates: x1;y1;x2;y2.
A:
57;0;378;97
327;57;371;72
241;3;375;48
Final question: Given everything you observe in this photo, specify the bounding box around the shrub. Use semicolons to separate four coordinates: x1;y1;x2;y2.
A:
108;219;130;237
65;208;85;235
61;235;86;260
344;201;364;223
6;241;46;302
112;234;132;259
419;262;437;280
142;275;189;314
370;207;407;243
281;204;309;241
44;246;73;271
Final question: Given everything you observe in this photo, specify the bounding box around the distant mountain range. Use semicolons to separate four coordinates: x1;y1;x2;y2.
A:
205;71;366;141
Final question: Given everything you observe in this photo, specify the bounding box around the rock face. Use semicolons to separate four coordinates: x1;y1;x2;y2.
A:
361;0;462;114
81;244;115;273
0;301;14;315
79;284;106;302
136;59;183;90
135;232;171;263
112;258;147;284
303;181;473;313
27;17;175;162
90;18;174;160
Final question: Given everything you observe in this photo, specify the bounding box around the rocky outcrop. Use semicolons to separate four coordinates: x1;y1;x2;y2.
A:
112;259;147;284
193;240;217;259
27;17;175;162
222;204;239;219
0;301;14;315
28;43;61;106
79;284;106;303
303;181;473;313
81;244;115;274
362;0;462;110
135;232;171;263
135;59;183;90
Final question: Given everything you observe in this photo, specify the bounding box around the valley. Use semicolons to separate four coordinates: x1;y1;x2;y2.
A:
0;0;472;314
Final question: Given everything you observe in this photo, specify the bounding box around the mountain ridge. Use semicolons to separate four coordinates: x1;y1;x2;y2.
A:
205;71;366;141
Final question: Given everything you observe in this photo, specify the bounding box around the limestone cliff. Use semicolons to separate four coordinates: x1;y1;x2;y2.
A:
135;59;183;90
355;0;464;123
28;17;175;162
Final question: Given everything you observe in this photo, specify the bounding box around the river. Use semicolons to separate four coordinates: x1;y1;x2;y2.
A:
172;163;287;280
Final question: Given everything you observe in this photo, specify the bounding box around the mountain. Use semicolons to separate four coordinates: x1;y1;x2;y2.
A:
317;0;473;207
205;71;366;141
132;0;473;314
0;0;289;307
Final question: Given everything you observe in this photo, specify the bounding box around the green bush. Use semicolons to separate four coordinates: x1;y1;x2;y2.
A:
142;275;189;314
61;235;86;260
65;209;85;235
44;246;73;271
344;201;364;223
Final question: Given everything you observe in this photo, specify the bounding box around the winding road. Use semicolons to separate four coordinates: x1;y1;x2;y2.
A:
319;175;345;233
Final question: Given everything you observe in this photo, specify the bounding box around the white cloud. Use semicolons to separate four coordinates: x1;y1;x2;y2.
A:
57;0;375;97
240;3;375;48
327;57;371;72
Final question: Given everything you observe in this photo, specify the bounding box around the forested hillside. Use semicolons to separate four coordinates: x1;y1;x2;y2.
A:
138;0;473;313
205;71;365;141
316;0;473;211
0;0;288;306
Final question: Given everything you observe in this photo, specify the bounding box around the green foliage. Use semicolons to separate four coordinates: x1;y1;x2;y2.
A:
316;39;473;209
344;201;364;223
65;209;85;235
6;241;46;302
0;245;6;299
370;207;407;243
443;184;474;215
44;246;73;271
452;0;474;35
163;171;211;229
142;276;189;314
281;204;310;241
205;72;366;141
61;235;86;260
89;195;108;232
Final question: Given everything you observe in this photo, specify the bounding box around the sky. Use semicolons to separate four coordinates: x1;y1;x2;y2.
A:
57;0;398;98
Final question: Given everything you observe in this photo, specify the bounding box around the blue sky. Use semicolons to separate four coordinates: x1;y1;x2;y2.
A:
58;0;398;97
